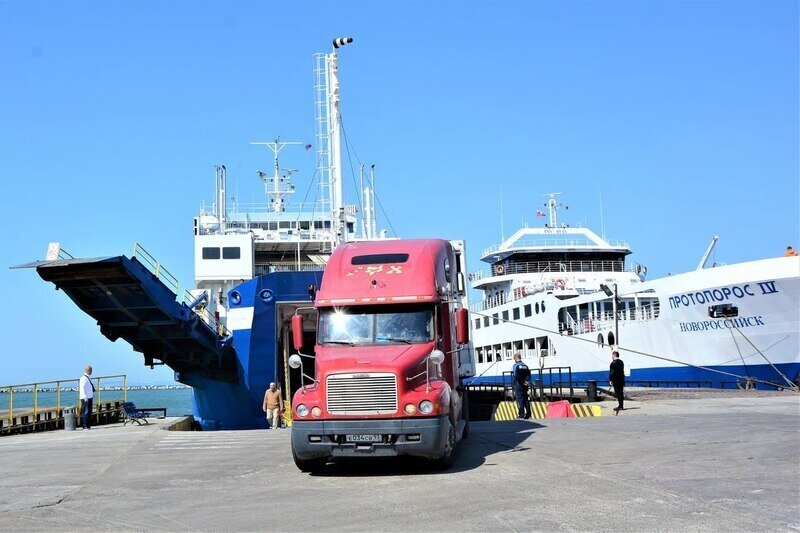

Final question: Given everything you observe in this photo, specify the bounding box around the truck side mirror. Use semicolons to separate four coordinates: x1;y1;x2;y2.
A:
292;314;304;350
456;308;469;344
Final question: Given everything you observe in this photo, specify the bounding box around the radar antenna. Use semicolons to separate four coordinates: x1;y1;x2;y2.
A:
251;139;302;213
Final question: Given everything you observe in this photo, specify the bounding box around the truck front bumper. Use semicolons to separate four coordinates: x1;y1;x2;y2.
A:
291;415;449;460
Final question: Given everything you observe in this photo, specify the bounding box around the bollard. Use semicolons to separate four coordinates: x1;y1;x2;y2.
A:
64;408;77;431
587;380;598;402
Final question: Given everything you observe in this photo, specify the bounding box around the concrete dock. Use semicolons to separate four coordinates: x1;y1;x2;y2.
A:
0;395;798;532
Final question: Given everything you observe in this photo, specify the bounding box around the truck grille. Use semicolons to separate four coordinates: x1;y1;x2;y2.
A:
326;373;398;415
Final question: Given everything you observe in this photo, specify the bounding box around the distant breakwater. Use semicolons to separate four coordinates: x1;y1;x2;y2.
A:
0;385;192;394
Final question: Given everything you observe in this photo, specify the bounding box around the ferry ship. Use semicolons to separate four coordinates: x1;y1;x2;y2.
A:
469;194;800;390
20;38;395;429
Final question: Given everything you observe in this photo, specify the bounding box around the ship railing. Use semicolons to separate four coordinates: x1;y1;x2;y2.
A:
0;375;127;434
482;238;630;257
132;243;180;295
253;263;326;276
182;290;230;337
470;260;647;281
558;303;661;336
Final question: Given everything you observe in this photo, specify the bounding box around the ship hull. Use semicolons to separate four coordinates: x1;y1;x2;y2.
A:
470;257;800;389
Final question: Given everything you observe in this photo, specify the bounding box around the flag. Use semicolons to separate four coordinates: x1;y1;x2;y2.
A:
305;144;312;151
536;211;546;217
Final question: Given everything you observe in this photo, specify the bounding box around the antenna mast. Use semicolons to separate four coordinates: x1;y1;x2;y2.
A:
250;140;301;212
544;192;563;228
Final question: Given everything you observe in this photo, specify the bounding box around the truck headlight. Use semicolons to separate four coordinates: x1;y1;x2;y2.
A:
418;400;434;414
296;404;309;418
311;407;322;418
404;403;417;415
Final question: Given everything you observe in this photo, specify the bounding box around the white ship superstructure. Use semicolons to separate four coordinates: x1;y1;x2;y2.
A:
470;194;800;389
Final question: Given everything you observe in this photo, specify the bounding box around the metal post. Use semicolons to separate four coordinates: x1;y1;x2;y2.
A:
9;388;13;428
56;381;61;413
33;384;38;419
96;377;101;424
614;283;619;346
123;375;127;402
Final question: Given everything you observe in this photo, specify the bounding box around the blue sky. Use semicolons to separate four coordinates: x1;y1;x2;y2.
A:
1;1;797;385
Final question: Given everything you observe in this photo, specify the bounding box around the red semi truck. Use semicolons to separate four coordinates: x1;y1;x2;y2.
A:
289;239;474;471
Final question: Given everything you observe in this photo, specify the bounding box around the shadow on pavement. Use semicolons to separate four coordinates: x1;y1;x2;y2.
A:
312;420;543;477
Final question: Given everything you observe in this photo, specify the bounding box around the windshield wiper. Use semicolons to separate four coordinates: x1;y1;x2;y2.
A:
376;337;414;344
324;340;356;346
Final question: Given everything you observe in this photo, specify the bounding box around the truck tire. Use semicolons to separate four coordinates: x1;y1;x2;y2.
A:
292;447;327;473
432;418;456;470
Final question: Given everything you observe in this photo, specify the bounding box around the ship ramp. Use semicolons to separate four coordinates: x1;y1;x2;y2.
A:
17;247;236;382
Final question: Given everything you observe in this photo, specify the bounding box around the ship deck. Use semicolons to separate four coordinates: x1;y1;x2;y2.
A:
0;394;797;531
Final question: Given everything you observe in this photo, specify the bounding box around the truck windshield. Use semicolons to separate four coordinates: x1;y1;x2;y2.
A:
319;305;434;346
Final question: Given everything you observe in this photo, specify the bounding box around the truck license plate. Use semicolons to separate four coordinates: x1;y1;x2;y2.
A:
345;434;382;443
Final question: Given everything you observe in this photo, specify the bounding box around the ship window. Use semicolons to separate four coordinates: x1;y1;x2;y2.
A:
492;313;499;325
279;221;291;229
314;221;324;229
202;247;220;260
483;316;490;328
524;304;532;317
268;222;278;230
222;247;241;259
474;318;481;330
476;348;483;364
535;303;540;314
299;221;310;230
541;301;546;313
502;310;509;322
607;332;615;346
513;308;520;321
351;253;409;265
324;221;331;229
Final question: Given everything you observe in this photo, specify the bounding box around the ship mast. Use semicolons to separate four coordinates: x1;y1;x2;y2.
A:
544;192;564;228
251;140;301;213
315;37;354;246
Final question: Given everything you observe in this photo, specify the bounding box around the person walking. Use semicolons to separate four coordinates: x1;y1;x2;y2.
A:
785;246;798;257
609;351;625;415
262;382;283;429
79;365;95;430
512;354;532;419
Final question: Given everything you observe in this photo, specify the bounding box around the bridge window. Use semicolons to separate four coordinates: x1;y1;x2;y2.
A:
222;247;241;259
512;308;520;320
524;304;532;317
202;247;221;260
502;310;509;322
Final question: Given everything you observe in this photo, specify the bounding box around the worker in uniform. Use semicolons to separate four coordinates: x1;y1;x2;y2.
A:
512;354;532;419
609;351;625;415
785;246;798;257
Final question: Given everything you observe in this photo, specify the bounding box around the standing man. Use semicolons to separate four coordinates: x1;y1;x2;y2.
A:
512;354;532;420
262;382;282;429
609;351;625;415
79;365;95;430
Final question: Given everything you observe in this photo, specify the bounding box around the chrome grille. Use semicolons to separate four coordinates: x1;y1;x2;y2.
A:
326;373;398;415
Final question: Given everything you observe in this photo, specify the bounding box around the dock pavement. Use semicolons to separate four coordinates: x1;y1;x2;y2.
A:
0;394;798;532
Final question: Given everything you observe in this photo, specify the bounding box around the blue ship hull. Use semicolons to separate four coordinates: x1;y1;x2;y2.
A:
181;272;322;430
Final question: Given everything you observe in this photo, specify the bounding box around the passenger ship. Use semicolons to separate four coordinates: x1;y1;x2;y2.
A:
469;194;800;389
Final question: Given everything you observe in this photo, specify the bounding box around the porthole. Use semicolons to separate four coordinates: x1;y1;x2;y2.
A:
259;289;274;303
607;331;615;346
541;301;546;313
230;290;242;305
535;303;540;314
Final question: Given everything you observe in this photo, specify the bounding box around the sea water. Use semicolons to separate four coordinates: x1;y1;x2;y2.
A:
0;388;194;416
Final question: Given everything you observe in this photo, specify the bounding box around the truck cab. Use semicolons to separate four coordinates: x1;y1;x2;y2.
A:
289;239;474;471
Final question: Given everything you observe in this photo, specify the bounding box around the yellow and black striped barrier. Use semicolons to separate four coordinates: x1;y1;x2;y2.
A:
491;401;602;421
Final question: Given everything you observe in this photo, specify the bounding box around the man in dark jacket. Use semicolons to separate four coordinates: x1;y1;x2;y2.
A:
609;351;625;414
512;354;532;419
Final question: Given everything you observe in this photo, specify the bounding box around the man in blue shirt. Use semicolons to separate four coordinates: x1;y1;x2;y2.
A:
512;354;532;419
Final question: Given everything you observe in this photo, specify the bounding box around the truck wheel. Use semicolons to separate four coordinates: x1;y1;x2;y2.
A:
432;419;456;470
292;448;327;473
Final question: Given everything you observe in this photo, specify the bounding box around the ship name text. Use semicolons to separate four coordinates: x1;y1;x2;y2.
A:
668;281;779;309
678;315;764;333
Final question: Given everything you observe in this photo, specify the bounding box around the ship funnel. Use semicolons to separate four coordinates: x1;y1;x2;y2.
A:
333;37;353;49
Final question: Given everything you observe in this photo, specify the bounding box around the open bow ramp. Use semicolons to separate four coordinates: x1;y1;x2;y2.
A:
33;256;236;382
